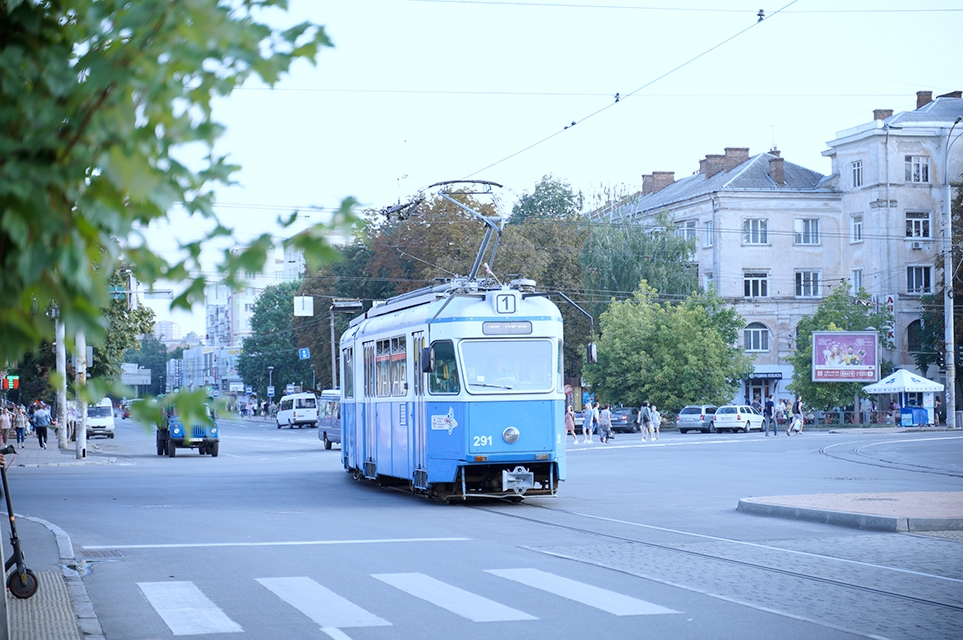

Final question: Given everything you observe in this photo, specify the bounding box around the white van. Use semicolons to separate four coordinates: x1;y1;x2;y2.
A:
86;398;115;438
276;392;319;429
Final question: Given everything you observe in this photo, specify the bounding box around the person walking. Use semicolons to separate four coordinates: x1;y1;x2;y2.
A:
934;396;942;426
582;401;595;444
564;406;580;444
0;407;11;446
33;401;52;449
649;405;661;440
763;394;776;436
639;401;652;441
787;395;804;436
13;407;28;448
600;404;616;443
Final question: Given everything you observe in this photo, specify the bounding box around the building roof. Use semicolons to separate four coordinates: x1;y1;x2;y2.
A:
593;152;832;222
889;96;963;127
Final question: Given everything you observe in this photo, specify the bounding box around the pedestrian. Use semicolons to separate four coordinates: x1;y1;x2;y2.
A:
0;407;11;446
787;395;804;436
33;401;52;449
889;399;900;426
598;404;613;443
13;407;28;448
934;396;942;426
763;394;776;436
564;406;580;444
582;401;595;444
650;405;661;440
639;401;652;441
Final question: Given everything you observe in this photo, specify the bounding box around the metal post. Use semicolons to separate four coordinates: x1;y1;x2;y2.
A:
56;316;68;449
76;331;87;459
945;117;962;429
330;305;337;390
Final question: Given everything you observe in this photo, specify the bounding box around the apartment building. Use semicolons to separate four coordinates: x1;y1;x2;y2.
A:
589;91;963;404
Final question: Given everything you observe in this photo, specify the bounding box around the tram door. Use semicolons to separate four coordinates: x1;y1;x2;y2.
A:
411;332;427;489
362;341;377;478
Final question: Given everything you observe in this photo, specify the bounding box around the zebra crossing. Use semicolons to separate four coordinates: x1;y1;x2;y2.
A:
137;568;679;636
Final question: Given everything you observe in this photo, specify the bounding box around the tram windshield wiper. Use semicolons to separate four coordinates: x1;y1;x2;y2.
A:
475;382;514;389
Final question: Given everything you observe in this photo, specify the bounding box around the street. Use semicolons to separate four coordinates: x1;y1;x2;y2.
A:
7;416;963;640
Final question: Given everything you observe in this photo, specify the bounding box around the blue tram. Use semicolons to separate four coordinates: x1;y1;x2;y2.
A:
339;278;567;500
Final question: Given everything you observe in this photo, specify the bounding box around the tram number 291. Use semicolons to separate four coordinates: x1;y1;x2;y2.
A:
473;435;493;447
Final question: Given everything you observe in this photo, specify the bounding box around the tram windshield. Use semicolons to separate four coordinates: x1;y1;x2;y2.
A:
461;339;555;393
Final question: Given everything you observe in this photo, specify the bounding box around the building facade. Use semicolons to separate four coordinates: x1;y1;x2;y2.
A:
590;91;963;405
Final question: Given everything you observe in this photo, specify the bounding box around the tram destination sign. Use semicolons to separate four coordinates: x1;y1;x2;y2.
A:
482;321;532;335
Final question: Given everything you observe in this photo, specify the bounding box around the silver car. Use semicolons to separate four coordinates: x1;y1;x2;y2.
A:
675;405;718;433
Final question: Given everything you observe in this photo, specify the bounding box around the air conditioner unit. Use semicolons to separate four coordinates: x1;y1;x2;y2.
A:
911;241;924;250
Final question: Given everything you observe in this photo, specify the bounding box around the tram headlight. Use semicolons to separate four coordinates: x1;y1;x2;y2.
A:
502;426;520;444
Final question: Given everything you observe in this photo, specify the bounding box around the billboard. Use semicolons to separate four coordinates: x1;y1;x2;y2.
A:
812;331;879;382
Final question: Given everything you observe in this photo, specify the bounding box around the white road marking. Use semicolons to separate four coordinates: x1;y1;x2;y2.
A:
372;572;537;622
85;537;469;550
486;568;679;615
257;577;390;628
138;581;243;636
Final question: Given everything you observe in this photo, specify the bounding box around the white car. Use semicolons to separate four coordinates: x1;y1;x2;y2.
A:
710;404;764;433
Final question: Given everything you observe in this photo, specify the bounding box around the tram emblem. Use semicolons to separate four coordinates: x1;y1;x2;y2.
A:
431;408;458;435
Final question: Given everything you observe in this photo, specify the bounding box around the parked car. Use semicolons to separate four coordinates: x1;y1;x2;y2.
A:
609;406;640;433
710;404;764;433
675;404;718;433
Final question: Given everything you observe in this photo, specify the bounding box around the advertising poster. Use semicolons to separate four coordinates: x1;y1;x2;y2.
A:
812;331;879;382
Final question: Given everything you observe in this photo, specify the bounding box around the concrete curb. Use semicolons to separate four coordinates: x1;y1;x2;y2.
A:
736;498;963;532
21;516;105;640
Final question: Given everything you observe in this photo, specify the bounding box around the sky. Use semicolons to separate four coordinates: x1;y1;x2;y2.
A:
142;0;963;336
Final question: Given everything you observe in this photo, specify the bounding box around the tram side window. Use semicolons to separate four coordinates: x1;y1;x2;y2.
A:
557;338;564;391
376;339;391;397
342;348;353;398
391;335;407;396
428;340;460;395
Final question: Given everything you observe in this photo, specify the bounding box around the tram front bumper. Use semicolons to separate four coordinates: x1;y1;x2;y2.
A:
502;465;536;494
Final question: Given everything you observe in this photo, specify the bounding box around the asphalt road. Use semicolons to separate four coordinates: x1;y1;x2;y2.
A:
9;416;963;639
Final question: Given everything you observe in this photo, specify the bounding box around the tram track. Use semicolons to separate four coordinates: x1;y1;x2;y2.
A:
472;502;963;615
820;435;963;478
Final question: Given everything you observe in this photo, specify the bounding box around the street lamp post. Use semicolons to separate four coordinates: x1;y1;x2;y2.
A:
330;299;363;389
311;363;316;391
267;365;274;394
944;116;963;429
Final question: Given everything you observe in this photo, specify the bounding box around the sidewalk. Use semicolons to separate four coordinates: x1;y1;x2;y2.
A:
3;439;109;640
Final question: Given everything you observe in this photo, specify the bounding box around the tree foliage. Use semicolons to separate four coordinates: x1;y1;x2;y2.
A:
786;284;893;410
237;281;313;399
579;211;698;317
582;284;753;411
124;336;168;396
91;267;155;385
510;174;584;225
0;1;348;425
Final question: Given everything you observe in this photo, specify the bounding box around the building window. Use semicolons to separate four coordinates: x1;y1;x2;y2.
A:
907;320;922;353
795;271;820;298
907;266;932;294
905;155;930;183
703;272;714;292
676;220;696;241
851;160;863;187
851;269;863;296
794;218;820;245
851;214;863;243
744;323;770;352
906;211;930;238
703;220;714;248
744;272;769;298
743;219;768;245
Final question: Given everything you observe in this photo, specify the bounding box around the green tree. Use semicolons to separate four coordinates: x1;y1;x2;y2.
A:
786;284;893;410
89;267;156;385
0;1;347;425
582;284;752;411
579;211;698;317
125;336;168;396
510;174;584;224
237;281;313;399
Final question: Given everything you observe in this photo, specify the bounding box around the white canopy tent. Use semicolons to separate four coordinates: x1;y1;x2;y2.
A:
862;369;943;426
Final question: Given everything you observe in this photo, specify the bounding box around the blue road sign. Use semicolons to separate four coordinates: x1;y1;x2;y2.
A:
267;385;275;398
298;348;310;360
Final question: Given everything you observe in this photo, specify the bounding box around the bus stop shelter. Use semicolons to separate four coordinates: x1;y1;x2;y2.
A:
862;369;943;426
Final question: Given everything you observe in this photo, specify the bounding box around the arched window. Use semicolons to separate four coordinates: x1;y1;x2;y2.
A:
744;322;770;352
907;319;922;353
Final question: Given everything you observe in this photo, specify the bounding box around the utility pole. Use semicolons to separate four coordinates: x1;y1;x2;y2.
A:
55;314;68;449
75;331;87;459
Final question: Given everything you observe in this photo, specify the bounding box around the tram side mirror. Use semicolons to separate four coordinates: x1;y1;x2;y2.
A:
421;347;435;373
586;342;598;365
